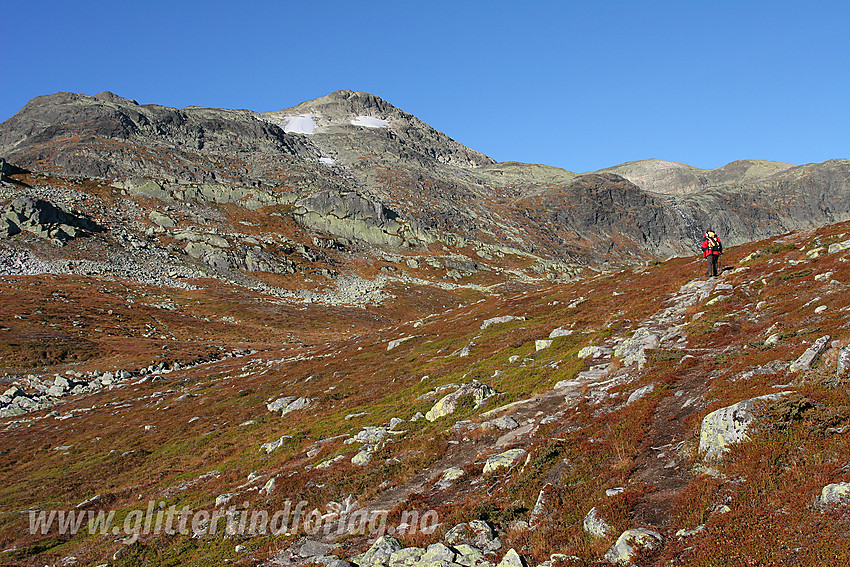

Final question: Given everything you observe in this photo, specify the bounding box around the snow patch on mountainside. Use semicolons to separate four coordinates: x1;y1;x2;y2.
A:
351;116;390;129
281;113;317;134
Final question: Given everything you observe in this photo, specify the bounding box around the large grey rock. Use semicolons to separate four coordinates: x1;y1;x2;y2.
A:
789;335;831;372
603;528;663;565
299;539;332;558
483;448;526;474
828;239;850;254
425;382;497;421
1;196;102;244
529;483;554;528
359;535;403;566
267;396;311;416
453;545;487;567
699;393;787;460
421;543;456;564
267;396;297;412
626;383;655;405
483;416;519;431
261;435;293;454
351;444;378;466
388;546;424;566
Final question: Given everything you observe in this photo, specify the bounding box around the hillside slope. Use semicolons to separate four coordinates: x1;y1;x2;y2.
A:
1;216;849;566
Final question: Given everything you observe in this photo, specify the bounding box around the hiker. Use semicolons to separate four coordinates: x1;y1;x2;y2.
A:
701;229;722;277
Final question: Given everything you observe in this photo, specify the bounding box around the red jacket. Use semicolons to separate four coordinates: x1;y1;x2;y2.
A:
702;233;722;257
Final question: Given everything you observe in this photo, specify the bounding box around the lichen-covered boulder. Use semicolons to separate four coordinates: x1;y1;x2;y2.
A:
425;382;497;421
483;448;526;474
819;482;850;509
613;328;660;369
699;393;787;461
358;535;402;565
582;507;612;538
603;528;663;565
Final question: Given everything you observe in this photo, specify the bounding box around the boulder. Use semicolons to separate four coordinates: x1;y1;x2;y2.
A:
388;547;424;566
626;383;655;405
603;528;663;565
819;482;850;508
483;416;519;431
613;328;660;369
529;483;554;528
480;315;525;330
425;382;497;421
267;396;311;416
436;466;465;489
267;396;297;412
444;520;501;551
789;335;831;372
827;239;850;254
261;435;292;453
359;535;402;566
582;507;612;538
535;339;553;351
832;345;850;386
549;327;573;339
149;211;176;228
421;543;456;564
299;539;332;558
496;549;526;567
1;196;102;244
699;393;787;460
483;448;526;474
351;444;377;466
452;544;486;567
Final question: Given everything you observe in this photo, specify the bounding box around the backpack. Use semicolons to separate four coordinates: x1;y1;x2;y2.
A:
705;232;721;252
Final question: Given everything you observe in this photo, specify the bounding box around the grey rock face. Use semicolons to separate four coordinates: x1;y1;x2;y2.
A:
1;196;103;244
444;520;501;552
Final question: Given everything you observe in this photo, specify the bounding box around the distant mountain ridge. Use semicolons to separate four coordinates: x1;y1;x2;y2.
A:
1;90;849;264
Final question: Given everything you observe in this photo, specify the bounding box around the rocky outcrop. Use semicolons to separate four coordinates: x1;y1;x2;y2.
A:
1;196;102;244
293;190;429;247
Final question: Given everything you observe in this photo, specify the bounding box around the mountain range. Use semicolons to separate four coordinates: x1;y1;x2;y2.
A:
1;91;849;567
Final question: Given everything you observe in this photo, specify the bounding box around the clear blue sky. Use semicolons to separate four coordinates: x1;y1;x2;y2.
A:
2;1;847;172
